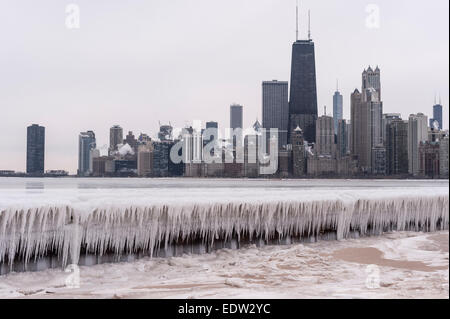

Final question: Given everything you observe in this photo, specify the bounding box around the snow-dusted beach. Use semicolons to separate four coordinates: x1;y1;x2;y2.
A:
0;231;448;299
0;178;448;298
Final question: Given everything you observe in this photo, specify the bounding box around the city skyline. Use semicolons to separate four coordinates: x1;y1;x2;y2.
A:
1;0;449;174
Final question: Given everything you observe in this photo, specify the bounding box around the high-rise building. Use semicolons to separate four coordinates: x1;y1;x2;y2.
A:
440;135;449;178
158;124;173;142
419;141;440;178
262;80;289;149
333;88;343;134
230;104;243;130
78;131;96;176
315;115;335;156
26;124;45;174
337;119;349;158
408;113;429;175
386;119;409;175
382;113;401;146
288;39;318;143
362;66;381;101
292;127;306;177
137;143;153;177
123;131;138;151
371;145;387;175
433;103;443;130
205;121;219;144
109;125;123;154
351;68;384;173
351;89;364;162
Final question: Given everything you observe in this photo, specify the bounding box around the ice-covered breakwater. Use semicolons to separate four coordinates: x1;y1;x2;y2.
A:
0;178;448;274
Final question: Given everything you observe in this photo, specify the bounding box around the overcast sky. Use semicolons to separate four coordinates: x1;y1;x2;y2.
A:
0;0;448;173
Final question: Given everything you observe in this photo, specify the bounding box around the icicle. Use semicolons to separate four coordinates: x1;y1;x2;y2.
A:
0;195;448;272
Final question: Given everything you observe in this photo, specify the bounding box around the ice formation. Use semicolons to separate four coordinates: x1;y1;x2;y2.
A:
0;194;448;272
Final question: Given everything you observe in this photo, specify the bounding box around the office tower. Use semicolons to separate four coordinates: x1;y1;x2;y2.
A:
333;86;343;134
262;80;289;149
158;124;173;142
382;113;401;146
137;143;153;177
408;113;429;175
337;119;348;158
440;135;449;178
205;121;219;144
153;142;170;177
123;131;138;152
419;141;440;178
346;121;352;156
78;131;96;176
230;104;243;130
109;125;123;154
292;127;306;176
26;124;45;174
289;7;318;143
351;68;384;173
362;66;381;101
433;103;443;130
387;119;409;175
371;146;387;175
315;115;335;156
350;89;366;164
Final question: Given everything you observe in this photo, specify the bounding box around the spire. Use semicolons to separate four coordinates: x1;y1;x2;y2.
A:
296;0;299;41
308;10;311;40
324;105;327;116
336;79;339;92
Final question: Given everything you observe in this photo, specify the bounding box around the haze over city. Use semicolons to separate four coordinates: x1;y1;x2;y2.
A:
0;0;448;174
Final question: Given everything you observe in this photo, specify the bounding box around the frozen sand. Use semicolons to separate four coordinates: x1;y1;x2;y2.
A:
0;231;448;299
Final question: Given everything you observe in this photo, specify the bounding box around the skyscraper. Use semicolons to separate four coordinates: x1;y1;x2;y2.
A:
333;86;343;134
288;7;318;144
230;104;243;130
408;113;429;175
337;119;349;158
433;103;443;130
315;115;335;156
362;66;381;101
78;131;96;176
109;125;123;154
386;119;409;175
26;124;45;174
262;80;289;149
205;121;219;144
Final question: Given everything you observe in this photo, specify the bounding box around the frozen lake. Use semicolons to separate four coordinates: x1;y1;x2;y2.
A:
0;178;448;210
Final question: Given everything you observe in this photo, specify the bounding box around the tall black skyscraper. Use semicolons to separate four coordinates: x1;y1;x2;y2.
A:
26;124;45;174
288;9;318;143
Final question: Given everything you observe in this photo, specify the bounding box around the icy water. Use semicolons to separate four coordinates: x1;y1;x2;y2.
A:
0;178;448;209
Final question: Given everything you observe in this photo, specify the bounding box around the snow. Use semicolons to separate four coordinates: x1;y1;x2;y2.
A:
0;231;447;299
0;178;448;274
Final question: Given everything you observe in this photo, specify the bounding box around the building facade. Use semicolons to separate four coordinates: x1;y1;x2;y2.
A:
109;125;123;155
26;124;45;174
78;131;96;176
230;104;243;130
262;80;289;149
333;89;343;134
408;113;429;175
289;39;318;143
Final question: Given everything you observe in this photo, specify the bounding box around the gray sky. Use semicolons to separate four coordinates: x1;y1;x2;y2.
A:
0;0;448;174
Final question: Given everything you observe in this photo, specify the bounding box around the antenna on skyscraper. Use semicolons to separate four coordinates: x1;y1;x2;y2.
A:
308;10;311;40
296;0;299;41
324;105;326;116
336;79;339;92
